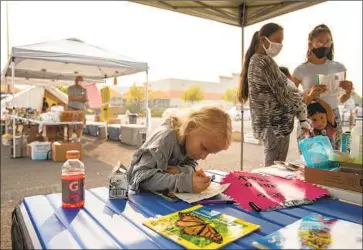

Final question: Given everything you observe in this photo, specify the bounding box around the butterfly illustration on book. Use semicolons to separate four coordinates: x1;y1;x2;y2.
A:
175;212;223;243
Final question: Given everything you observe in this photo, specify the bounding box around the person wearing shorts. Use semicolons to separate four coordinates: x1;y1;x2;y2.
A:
67;76;88;139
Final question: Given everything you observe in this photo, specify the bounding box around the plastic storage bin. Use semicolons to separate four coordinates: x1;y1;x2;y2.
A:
31;141;51;160
298;135;338;170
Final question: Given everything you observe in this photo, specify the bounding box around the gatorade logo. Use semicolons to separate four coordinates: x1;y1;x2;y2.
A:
69;181;79;192
62;178;84;204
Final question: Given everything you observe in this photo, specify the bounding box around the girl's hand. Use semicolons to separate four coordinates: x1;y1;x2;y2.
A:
308;85;328;98
339;80;353;94
196;169;206;177
192;172;211;193
303;128;312;138
167;166;180;175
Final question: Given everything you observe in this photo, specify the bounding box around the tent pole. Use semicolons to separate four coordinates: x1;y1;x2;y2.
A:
240;26;245;171
145;70;149;134
5;77;8;134
11;58;16;158
6;1;11;94
239;2;246;171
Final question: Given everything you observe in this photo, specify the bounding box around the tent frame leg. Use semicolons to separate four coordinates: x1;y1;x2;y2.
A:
11;58;16;158
144;70;150;135
240;26;245;171
239;2;246;171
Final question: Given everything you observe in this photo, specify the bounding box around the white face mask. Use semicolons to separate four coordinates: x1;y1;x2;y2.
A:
263;37;283;58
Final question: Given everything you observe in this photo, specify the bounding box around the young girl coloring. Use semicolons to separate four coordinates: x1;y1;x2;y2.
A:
127;106;232;193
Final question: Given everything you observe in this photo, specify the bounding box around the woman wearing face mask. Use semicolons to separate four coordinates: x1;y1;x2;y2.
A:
238;23;305;167
293;24;354;150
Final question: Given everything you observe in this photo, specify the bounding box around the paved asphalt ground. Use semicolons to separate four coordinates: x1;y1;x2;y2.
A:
0;119;301;249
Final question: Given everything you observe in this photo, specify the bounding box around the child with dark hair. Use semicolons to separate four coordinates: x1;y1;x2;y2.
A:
305;97;337;145
279;67;292;80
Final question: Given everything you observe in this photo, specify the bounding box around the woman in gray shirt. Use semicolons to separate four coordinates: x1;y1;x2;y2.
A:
293;24;354;150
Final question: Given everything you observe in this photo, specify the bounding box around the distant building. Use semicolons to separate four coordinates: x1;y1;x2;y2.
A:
148;74;240;109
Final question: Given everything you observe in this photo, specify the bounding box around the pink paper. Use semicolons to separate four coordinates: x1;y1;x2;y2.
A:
221;172;329;211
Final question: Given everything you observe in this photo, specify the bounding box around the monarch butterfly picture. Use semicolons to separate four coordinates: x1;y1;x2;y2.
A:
143;205;260;249
176;212;223;244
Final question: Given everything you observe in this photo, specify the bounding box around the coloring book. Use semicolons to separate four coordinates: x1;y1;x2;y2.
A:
143;204;260;249
253;213;362;249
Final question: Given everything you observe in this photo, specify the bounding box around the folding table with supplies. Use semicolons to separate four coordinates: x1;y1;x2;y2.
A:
11;170;362;249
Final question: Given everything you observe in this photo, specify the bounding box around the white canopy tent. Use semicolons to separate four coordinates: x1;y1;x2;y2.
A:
1;38;149;158
133;0;326;170
1;86;68;112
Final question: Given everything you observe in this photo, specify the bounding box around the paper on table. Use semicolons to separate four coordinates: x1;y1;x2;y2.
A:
318;72;345;97
174;182;230;203
251;165;297;179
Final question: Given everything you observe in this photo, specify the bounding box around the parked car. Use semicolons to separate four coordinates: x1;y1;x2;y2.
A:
228;106;251;121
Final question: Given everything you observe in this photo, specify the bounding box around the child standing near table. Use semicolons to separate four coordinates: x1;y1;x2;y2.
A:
127;106;232;193
304;97;337;145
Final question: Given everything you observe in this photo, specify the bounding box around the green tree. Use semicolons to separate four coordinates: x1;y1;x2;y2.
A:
223;87;238;105
182;85;204;104
126;82;153;112
56;86;68;94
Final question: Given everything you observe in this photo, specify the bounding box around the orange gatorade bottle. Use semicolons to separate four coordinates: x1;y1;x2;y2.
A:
61;150;85;208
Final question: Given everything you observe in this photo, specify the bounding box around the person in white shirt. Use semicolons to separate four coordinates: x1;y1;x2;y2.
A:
292;24;354;150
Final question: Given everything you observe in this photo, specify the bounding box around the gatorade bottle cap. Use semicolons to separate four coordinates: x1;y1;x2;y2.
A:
66;150;80;160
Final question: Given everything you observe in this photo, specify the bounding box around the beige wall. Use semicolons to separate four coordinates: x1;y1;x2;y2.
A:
149;74;239;94
149;74;240;109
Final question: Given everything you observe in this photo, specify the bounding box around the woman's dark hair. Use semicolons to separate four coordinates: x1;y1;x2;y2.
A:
307;24;334;61
279;66;291;78
238;23;283;103
307;102;327;117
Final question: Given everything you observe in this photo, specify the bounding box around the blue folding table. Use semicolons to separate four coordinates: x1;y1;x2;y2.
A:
11;170;363;249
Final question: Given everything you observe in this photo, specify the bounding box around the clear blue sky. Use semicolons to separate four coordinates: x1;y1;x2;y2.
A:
1;1;361;91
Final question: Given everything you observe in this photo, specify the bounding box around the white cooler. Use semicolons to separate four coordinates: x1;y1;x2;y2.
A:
120;124;146;147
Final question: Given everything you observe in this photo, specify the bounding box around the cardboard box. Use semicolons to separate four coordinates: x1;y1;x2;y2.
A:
60;111;84;122
98;126;107;139
26;144;31;157
24;125;40;143
100;105;122;121
46;125;63;142
108;118;121;124
304;166;363;193
52;142;83;162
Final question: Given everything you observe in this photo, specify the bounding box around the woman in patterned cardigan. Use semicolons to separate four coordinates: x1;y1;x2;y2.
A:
238;23;305;167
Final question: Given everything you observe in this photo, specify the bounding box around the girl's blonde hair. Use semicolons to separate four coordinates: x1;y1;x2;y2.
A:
167;105;232;148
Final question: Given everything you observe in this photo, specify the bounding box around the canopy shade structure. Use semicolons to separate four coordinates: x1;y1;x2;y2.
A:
1;86;68;112
133;0;326;27
1;38;149;85
0;77;105;87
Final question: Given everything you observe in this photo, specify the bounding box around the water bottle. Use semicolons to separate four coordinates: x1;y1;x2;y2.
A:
350;118;362;162
61;150;85;208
